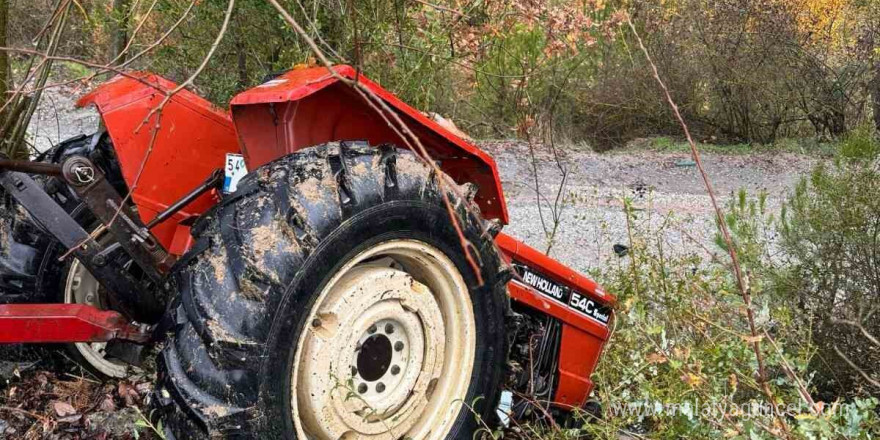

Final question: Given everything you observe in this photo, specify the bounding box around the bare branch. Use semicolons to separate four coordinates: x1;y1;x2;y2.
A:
831;318;880;347
833;346;880;389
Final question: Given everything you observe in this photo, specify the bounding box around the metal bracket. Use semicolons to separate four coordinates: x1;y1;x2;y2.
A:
61;156;176;282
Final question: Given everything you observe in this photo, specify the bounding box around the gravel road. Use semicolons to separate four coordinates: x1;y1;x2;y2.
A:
485;141;816;273
26;89;818;274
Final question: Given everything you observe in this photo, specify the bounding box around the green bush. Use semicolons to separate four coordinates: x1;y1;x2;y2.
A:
837;125;880;161
776;128;880;402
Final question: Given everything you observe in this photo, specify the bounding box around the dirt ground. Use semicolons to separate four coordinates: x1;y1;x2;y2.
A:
0;346;158;439
3;86;819;438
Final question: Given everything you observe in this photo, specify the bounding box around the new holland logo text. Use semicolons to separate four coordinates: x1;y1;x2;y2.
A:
521;269;567;303
515;263;612;326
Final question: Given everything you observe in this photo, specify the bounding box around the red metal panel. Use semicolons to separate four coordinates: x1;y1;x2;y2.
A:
496;232;616;306
229;65;509;223
0;304;149;343
507;282;610;341
556;324;605;407
77;73;240;254
498;232;614;408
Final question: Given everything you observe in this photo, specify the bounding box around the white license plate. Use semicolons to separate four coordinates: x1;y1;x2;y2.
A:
223;153;248;194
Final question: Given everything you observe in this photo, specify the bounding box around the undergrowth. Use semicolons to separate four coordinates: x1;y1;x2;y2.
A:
504;128;880;439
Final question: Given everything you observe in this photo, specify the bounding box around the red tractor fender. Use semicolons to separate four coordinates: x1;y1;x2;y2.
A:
229;65;508;223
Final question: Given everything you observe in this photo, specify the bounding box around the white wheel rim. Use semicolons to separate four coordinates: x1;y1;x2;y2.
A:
64;259;128;378
292;239;476;439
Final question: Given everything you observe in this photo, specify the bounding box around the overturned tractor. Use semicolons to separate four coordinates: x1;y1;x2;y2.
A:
0;66;614;438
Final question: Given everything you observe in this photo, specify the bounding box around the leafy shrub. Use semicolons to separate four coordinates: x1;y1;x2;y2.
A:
776;128;880;401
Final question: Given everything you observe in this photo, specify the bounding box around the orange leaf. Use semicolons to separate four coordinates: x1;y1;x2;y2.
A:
646;352;668;364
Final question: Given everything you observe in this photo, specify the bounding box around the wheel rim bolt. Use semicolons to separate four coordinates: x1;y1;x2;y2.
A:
368;325;377;334
394;341;404;352
390;365;400;375
376;382;385;393
351;366;358;377
385;323;394;334
358;383;367;394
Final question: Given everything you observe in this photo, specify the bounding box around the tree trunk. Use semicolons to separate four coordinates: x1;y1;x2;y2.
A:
873;61;880;132
108;0;131;63
0;0;8;110
0;0;9;157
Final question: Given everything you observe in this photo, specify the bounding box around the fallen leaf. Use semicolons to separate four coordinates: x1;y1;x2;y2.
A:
646;352;667;364
118;382;139;407
98;394;116;412
135;382;152;395
680;372;704;387
53;401;77;417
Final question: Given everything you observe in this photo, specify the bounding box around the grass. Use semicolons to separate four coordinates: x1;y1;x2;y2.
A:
615;136;839;156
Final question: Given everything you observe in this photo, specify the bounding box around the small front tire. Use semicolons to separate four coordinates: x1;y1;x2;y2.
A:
62;258;129;378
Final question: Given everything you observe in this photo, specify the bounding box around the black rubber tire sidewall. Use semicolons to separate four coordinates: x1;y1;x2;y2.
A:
261;200;506;439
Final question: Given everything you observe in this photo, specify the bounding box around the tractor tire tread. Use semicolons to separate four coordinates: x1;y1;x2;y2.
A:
155;142;507;438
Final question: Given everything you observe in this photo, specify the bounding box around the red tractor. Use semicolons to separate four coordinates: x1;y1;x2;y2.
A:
0;66;614;438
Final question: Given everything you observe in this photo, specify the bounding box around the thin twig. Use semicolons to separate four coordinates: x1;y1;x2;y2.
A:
10;0;198;97
0;406;52;424
763;329;820;414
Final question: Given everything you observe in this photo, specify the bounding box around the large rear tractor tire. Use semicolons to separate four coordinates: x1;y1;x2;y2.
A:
155;142;510;439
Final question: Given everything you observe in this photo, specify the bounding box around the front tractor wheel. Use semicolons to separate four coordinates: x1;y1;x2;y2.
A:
63;258;129;378
156;142;509;439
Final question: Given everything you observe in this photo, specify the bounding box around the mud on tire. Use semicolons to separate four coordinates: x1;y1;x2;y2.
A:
155;142;510;438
